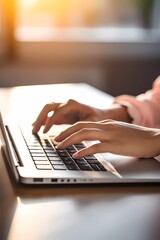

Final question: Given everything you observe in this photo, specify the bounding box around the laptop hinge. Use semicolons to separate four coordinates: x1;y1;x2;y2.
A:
5;125;21;166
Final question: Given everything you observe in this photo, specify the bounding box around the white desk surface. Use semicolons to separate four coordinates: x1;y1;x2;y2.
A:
0;83;160;240
0;83;113;122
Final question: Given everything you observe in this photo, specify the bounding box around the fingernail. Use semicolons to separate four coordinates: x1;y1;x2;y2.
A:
43;127;47;133
56;142;63;149
73;152;79;158
32;127;36;133
54;135;60;141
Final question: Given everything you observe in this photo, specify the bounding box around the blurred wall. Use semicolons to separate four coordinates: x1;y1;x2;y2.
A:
103;58;160;96
0;0;160;97
0;55;160;97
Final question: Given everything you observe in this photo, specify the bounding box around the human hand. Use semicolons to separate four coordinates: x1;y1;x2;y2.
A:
32;99;107;133
32;99;131;133
55;120;160;159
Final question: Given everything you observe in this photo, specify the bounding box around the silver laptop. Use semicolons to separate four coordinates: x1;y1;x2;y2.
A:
0;111;160;184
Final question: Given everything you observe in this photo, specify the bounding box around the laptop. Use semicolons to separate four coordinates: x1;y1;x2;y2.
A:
0;111;160;184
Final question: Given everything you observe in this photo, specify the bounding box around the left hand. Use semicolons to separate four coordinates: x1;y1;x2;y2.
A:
55;120;160;159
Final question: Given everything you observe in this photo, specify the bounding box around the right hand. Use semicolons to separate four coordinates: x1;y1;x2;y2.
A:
32;99;132;133
55;120;160;159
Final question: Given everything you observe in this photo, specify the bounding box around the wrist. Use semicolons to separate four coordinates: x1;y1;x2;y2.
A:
109;103;133;123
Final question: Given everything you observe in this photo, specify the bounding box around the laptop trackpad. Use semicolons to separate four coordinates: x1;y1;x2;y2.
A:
102;153;160;181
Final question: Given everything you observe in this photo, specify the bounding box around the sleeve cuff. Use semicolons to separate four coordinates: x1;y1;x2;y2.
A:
113;100;142;125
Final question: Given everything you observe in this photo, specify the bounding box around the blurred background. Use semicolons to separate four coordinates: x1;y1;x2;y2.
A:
0;0;160;96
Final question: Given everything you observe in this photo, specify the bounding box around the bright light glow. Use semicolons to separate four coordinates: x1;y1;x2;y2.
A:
20;0;37;7
15;26;149;42
18;0;104;28
16;0;147;40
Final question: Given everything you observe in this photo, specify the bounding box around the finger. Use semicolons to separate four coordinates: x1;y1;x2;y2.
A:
32;103;60;133
56;127;107;149
43;101;84;133
42;103;76;133
55;121;106;142
73;142;109;158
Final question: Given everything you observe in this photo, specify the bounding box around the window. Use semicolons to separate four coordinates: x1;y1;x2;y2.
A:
1;0;160;61
15;0;156;42
0;0;159;89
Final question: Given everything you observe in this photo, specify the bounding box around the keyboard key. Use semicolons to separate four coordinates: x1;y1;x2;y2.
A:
90;164;101;171
85;155;96;160
97;164;107;171
50;160;63;165
66;164;79;170
58;152;69;157
78;163;92;171
45;149;56;153
67;149;77;154
74;143;85;150
30;149;44;153
33;156;48;161
75;159;86;164
36;165;52;170
28;146;42;150
52;165;66;170
86;159;100;164
26;141;39;145
34;161;49;165
46;153;59;157
43;146;54;150
62;157;74;165
48;156;61;161
27;143;41;147
31;153;46;157
66;146;75;151
41;142;52;147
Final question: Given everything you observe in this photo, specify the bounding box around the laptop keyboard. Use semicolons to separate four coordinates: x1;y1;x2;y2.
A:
21;130;107;172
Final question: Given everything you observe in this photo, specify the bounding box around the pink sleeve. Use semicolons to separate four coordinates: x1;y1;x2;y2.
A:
114;76;160;128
